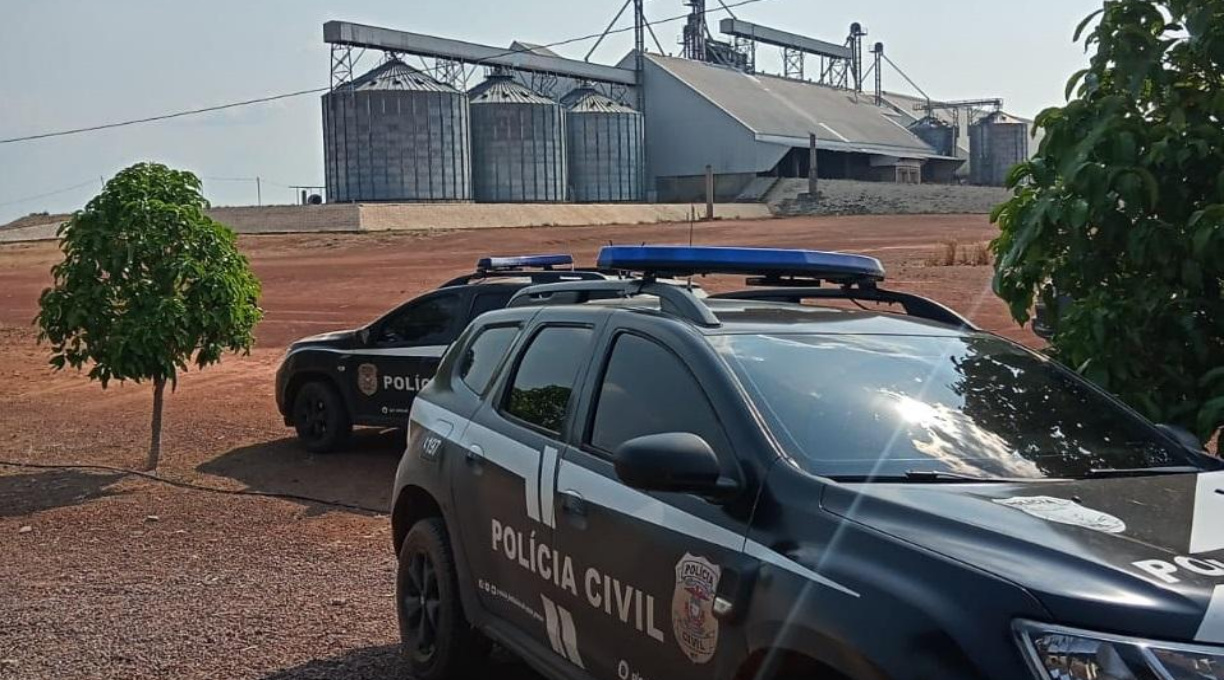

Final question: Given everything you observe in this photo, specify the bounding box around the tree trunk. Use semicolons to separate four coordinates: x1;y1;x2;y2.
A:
145;377;166;471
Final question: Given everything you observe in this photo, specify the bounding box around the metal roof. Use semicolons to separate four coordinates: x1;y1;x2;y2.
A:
646;54;954;160
468;74;557;105
564;88;638;114
343;59;458;93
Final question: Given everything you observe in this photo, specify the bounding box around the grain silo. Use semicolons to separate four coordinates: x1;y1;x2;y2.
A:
468;73;567;203
909;116;957;158
969;111;1029;186
564;88;643;202
322;59;470;202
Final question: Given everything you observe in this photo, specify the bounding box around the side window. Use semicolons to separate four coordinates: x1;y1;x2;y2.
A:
504;326;594;434
469;291;514;320
590;334;730;456
458;325;520;395
377;293;461;346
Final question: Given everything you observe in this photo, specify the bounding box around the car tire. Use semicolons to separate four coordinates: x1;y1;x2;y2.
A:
291;381;351;453
397;517;490;680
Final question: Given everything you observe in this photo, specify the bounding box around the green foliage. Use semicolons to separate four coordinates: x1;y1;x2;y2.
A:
992;0;1224;441
36;162;263;389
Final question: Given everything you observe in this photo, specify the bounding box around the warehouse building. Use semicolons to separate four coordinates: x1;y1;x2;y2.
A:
320;7;1028;205
633;53;964;201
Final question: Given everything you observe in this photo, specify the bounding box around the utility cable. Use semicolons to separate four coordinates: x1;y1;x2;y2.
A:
0;0;775;146
0;459;388;515
0;179;100;208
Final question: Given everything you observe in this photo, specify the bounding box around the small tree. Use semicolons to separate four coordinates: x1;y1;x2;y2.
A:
37;163;263;470
992;0;1224;443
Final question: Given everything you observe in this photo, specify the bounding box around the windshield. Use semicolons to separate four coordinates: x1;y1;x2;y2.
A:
712;333;1204;480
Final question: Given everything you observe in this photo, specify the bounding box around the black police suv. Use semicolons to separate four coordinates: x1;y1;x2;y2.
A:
274;255;611;452
390;245;1224;680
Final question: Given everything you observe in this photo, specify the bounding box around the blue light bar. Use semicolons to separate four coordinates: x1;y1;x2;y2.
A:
597;246;885;283
477;254;574;272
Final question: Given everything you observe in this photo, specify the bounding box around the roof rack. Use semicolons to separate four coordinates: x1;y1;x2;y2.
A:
710;287;978;329
506;246;975;330
507;280;720;327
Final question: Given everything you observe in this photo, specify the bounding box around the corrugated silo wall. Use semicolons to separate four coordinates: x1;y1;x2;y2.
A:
970;122;1028;187
470;103;567;203
322;90;471;202
567;111;644;202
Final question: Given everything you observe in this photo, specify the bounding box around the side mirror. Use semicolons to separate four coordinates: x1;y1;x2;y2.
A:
613;433;737;500
358;326;374;346
1157;424;1204;452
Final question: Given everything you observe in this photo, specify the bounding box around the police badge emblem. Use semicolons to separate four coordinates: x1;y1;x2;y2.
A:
672;553;721;664
357;363;378;397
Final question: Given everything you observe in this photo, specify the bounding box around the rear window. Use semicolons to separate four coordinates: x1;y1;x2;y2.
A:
458;325;519;395
712;333;1196;480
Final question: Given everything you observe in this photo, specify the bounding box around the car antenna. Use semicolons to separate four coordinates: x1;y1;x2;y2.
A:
687;207;696;290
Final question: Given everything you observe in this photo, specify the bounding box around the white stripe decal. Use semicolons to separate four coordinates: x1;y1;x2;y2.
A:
557;462;748;552
288;344;449;359
558;604;585;668
1197;585;1224;643
743;540;860;598
557;460;859;598
540;446;560;529
541;595;566;657
1190;472;1224;554
416;401;860;600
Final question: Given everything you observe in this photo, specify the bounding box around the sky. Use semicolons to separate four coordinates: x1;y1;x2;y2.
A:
0;0;1102;224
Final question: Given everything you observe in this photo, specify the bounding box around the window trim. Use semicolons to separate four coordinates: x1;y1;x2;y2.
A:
456;323;522;397
496;323;596;440
373;290;465;348
581;329;734;463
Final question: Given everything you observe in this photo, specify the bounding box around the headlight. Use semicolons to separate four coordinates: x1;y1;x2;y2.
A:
1016;620;1224;680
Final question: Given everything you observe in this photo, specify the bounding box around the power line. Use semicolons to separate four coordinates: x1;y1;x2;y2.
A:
0;179;99;209
0;87;328;146
0;0;771;147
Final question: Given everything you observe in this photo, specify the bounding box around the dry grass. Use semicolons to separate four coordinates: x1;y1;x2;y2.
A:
925;240;993;267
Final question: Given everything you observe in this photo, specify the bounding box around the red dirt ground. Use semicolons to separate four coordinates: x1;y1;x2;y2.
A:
0;214;1032;679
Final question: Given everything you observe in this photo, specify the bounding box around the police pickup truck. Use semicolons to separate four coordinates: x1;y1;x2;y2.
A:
275;255;610;452
392;245;1224;680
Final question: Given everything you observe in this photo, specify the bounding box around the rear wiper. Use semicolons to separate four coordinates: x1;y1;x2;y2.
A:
1085;465;1203;479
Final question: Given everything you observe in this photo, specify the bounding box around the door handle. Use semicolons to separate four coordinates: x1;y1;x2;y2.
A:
559;490;586;517
465;445;485;469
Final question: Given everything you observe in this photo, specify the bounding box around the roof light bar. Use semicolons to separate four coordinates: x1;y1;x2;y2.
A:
477;254;574;272
597;246;885;283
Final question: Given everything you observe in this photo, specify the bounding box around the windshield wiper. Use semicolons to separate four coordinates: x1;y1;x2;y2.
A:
903;470;997;483
829;470;1000;484
1085;465;1203;479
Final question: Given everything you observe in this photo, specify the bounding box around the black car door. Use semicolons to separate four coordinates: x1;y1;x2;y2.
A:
349;289;467;425
551;324;760;680
449;312;602;664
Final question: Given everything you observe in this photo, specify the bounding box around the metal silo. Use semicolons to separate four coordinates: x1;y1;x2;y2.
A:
969;111;1029;186
323;59;470;202
564;88;643;202
909;116;957;158
469;73;567;203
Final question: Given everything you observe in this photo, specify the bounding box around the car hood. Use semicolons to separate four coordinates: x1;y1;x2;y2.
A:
823;471;1224;643
290;328;359;348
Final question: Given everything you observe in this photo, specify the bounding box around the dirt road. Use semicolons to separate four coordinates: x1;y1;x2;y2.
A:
0;214;1028;679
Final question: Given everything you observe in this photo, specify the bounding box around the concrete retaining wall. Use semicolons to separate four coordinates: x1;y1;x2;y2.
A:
358;202;769;231
0;202;769;243
771;178;1011;216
